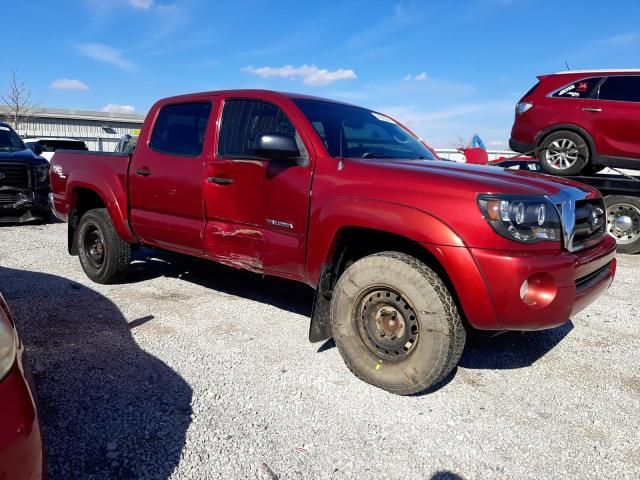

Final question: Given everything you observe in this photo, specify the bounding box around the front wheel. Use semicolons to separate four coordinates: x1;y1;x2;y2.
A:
538;130;589;176
330;252;466;395
77;208;131;284
605;195;640;254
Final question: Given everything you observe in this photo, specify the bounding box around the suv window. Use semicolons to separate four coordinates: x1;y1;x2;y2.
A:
599;76;640;102
31;140;88;152
552;77;602;98
218;99;306;158
149;102;212;156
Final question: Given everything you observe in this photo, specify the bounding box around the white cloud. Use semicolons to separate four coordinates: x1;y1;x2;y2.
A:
405;72;428;81
599;32;640;46
50;78;89;91
242;64;357;86
129;0;154;8
102;104;135;114
77;43;137;71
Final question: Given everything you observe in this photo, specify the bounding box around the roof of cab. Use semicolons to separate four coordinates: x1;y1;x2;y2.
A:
156;89;360;108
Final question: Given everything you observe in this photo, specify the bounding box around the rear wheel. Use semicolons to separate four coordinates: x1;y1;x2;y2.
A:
330;251;466;395
77;208;131;283
605;195;640;254
538;130;589;176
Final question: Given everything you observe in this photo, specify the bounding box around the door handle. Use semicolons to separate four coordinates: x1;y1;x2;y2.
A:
135;168;152;176
207;176;234;185
582;107;602;112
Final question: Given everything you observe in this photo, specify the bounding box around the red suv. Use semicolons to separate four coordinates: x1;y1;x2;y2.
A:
510;70;640;176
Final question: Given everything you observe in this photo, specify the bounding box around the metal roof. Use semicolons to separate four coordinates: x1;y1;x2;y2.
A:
0;106;145;123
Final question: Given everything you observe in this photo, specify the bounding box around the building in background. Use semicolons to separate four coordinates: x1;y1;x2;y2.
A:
0;107;145;152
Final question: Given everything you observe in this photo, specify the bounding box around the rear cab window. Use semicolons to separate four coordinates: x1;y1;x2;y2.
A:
552;77;602;99
598;76;640;102
149;102;212;156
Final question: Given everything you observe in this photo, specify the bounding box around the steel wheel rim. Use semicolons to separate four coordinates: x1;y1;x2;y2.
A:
84;225;106;269
355;286;419;362
607;203;640;245
545;139;580;170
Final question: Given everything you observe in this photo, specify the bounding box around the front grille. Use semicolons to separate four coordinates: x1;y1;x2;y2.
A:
572;198;606;250
0;163;30;189
0;192;18;205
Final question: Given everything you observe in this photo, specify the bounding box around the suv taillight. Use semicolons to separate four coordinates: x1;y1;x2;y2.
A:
516;102;533;115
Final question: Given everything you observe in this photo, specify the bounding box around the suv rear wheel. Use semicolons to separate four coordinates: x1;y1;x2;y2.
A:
330;251;466;395
538;130;590;176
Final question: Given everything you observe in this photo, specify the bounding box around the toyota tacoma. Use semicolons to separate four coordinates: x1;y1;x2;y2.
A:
50;90;617;394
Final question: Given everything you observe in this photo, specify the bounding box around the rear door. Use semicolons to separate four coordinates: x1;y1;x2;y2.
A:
586;75;640;159
129;100;214;254
203;97;314;279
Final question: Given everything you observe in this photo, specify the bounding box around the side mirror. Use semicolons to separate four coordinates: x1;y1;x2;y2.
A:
30;143;44;155
254;134;300;161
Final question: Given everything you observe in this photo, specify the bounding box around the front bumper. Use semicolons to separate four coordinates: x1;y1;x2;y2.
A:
0;355;45;480
428;235;617;331
471;235;617;330
0;189;50;223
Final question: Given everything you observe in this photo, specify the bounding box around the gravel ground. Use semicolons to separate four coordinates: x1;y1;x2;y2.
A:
1;221;639;480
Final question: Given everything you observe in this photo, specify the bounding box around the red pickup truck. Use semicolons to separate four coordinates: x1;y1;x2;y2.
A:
50;90;617;394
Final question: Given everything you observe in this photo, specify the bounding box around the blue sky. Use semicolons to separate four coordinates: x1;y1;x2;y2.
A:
2;0;639;148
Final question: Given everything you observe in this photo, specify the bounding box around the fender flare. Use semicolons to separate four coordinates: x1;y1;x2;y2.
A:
66;170;136;244
306;198;467;343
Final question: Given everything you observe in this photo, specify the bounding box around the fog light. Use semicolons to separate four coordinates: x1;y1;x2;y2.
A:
519;273;557;308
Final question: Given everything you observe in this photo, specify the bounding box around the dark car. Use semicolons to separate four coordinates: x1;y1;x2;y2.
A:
0;122;51;223
509;69;640;176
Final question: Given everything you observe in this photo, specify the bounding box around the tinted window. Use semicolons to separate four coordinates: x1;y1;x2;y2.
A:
294;99;437;160
599;76;640;102
0;125;25;152
150;102;212;156
218;100;305;158
552;77;601;98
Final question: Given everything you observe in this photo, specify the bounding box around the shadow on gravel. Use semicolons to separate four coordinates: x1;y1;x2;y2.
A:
126;249;315;317
459;321;574;370
0;266;192;479
431;471;465;480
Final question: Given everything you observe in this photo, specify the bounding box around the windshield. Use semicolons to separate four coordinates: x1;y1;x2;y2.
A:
293;99;436;160
0;125;26;152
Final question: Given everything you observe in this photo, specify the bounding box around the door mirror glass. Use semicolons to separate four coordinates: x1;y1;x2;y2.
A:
254;133;299;160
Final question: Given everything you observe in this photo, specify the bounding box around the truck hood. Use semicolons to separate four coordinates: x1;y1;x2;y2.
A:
0;148;48;166
359;158;596;197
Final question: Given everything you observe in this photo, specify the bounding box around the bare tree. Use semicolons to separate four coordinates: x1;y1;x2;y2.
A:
1;72;39;132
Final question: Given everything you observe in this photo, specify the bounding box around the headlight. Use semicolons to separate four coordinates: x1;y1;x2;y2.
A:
515;102;533;114
0;297;17;381
34;163;50;186
477;194;561;244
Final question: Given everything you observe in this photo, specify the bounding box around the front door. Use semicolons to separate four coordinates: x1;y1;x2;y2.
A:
129;100;214;254
203;98;314;280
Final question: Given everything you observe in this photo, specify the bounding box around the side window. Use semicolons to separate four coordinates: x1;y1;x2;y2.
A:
598;76;640;102
149;102;212;156
218;99;306;158
552;77;601;98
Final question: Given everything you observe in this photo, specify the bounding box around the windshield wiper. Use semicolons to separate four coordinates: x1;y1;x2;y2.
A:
361;152;396;159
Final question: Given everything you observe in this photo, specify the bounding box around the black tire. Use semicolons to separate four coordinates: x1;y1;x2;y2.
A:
330;251;466;395
604;195;640;254
77;208;131;284
538;130;590;176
